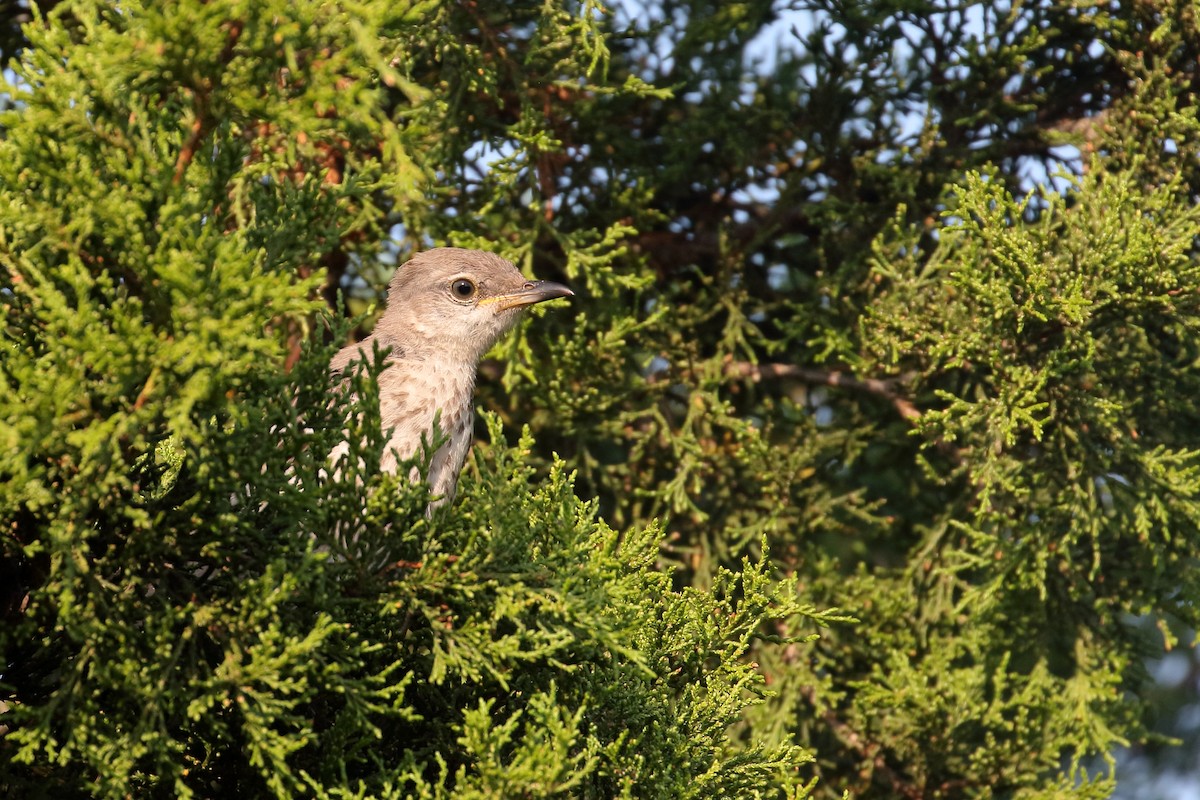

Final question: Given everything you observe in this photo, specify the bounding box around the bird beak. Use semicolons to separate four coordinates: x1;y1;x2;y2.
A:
491;280;575;311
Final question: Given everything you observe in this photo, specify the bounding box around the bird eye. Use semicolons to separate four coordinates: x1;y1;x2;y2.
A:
450;278;477;300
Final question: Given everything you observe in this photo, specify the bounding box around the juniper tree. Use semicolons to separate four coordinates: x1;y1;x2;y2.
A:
3;1;1200;799
0;2;835;797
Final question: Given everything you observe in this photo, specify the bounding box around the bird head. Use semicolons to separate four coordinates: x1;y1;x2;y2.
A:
375;247;574;362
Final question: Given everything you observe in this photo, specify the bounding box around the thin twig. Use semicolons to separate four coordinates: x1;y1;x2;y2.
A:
172;20;244;184
724;361;922;422
799;684;923;800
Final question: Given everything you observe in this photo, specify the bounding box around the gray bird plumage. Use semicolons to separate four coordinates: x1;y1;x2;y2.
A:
329;247;572;507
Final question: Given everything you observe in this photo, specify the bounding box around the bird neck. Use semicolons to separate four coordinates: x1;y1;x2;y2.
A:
383;313;499;366
381;341;478;392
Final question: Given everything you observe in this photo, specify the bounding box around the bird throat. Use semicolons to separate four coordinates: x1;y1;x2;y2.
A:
375;354;478;504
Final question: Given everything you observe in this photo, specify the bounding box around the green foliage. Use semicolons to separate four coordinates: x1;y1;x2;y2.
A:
0;1;831;797
864;166;1200;625
5;0;1200;798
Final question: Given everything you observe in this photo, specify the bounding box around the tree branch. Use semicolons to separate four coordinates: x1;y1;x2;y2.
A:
724;361;922;422
172;20;243;184
799;684;924;800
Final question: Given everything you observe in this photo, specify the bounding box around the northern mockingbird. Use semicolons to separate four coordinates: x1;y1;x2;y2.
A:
329;247;573;507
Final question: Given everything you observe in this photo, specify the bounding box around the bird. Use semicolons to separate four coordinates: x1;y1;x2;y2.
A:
328;247;573;508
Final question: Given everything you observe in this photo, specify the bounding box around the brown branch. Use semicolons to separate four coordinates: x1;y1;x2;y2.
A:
173;115;206;185
131;367;160;411
726;361;972;466
799;684;924;800
172;20;244;184
725;361;922;422
633;206;819;279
